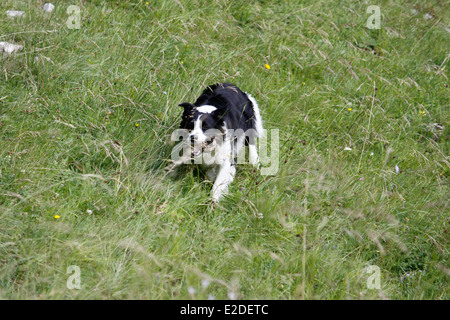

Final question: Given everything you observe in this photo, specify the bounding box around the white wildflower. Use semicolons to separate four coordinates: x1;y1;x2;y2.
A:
6;10;25;17
187;287;196;295
228;291;237;300
201;279;210;288
43;3;55;13
0;42;23;54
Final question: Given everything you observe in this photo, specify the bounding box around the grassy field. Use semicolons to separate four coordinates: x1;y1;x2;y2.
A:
0;0;448;300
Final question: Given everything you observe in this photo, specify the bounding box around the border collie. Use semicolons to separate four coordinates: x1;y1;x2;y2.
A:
166;83;263;202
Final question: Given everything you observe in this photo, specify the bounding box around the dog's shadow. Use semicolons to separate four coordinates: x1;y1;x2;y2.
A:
166;162;210;183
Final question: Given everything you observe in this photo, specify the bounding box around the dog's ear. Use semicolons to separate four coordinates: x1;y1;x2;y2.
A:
212;106;227;121
178;102;194;110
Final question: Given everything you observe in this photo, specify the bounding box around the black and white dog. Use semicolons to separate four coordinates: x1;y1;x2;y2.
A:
166;83;263;202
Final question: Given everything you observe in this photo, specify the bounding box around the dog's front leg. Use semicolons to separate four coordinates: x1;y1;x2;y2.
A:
165;160;183;178
165;141;191;177
211;162;236;202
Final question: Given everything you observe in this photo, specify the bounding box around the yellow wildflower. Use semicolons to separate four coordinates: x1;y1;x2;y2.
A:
54;215;60;219
264;64;270;70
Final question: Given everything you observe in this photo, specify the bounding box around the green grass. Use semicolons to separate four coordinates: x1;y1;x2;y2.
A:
0;0;448;299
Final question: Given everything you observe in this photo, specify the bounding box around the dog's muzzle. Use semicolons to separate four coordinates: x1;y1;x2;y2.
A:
190;136;217;157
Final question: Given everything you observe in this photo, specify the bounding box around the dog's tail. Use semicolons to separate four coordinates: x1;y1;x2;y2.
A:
245;92;264;138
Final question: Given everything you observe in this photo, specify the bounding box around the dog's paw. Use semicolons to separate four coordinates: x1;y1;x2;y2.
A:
211;191;223;204
164;162;179;178
251;160;261;169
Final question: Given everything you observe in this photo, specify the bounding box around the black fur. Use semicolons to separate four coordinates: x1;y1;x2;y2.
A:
179;83;257;136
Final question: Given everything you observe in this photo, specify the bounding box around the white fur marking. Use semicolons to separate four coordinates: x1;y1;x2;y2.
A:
196;105;217;114
190;115;208;143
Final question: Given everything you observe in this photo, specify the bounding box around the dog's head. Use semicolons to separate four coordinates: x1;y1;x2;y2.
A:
178;102;225;157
